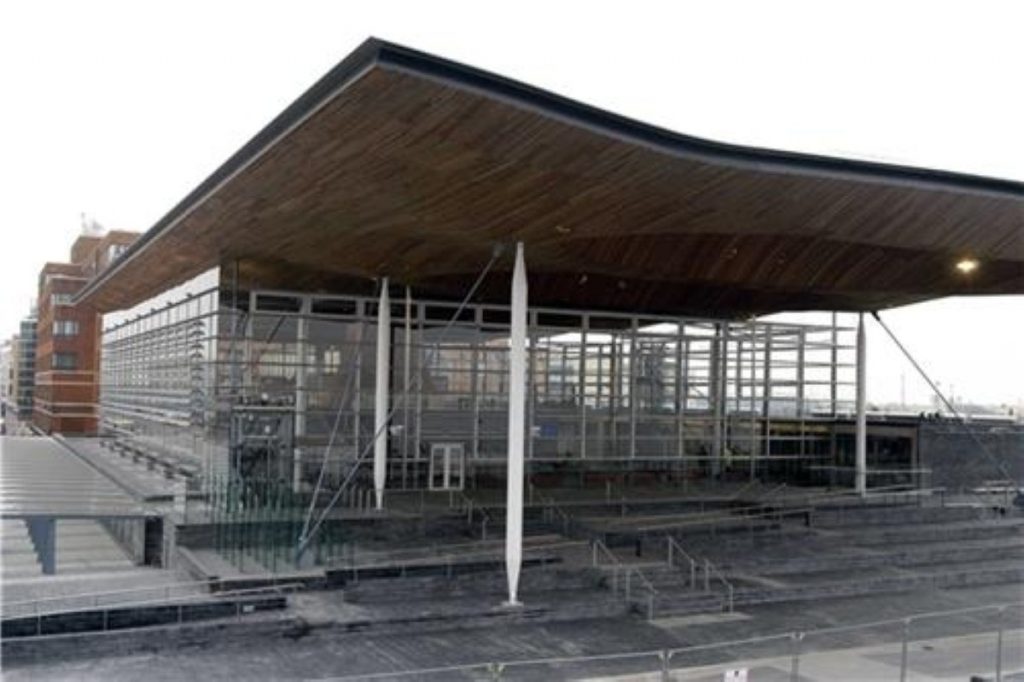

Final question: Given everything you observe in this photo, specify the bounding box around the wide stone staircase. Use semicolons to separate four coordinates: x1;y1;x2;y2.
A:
632;503;1024;618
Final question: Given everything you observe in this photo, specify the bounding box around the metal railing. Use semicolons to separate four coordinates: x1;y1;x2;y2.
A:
666;535;698;589
591;538;657;620
451;490;494;540
536;490;575;536
2;578;226;620
4;582;302;638
703;556;734;613
317;600;1024;681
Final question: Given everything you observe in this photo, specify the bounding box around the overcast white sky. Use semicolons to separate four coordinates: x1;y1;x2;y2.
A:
0;1;1021;408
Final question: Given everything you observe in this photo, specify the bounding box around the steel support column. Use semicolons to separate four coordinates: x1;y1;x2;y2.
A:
710;324;723;478
505;243;527;606
294;297;310;492
855;312;867;496
374;279;391;510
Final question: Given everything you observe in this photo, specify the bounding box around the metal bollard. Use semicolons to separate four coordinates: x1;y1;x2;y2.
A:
790;631;803;682
900;618;911;682
996;607;1005;682
659;650;672;682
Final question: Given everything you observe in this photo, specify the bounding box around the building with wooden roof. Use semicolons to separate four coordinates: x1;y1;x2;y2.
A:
72;39;1023;598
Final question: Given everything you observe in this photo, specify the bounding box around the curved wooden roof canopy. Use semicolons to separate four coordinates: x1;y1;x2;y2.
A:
78;38;1024;317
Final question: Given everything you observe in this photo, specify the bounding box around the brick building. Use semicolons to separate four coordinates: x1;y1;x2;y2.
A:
32;228;139;434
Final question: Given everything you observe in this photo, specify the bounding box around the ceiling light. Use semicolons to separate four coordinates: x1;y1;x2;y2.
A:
955;258;979;274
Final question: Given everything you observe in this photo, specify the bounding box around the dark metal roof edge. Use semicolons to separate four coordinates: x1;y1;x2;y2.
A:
374;41;1024;197
76;36;388;306
78;36;1024;307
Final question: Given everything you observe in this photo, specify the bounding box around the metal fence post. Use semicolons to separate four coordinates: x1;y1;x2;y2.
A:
790;631;803;682
996;606;1005;682
900;618;910;682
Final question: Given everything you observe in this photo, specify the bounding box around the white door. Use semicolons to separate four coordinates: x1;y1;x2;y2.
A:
428;442;465;491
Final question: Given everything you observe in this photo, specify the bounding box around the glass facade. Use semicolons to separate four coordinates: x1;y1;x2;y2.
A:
100;272;857;490
100;268;222;473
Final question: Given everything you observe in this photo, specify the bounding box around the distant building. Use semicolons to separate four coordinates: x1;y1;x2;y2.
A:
16;314;37;418
0;337;11;405
32;227;140;434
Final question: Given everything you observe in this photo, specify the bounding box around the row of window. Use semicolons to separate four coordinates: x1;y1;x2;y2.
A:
53;320;80;336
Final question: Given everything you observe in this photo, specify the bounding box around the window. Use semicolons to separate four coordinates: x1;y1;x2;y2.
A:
107;243;129;263
53;320;80;337
52;293;73;306
53;353;77;370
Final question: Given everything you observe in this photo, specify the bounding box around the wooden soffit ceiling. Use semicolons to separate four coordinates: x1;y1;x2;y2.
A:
78;38;1024;317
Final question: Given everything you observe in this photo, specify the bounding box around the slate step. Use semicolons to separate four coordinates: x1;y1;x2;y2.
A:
732;563;1024;607
717;536;1024;576
647;590;725;618
344;563;591;603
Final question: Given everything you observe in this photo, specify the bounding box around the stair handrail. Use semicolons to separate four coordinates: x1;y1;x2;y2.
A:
537;491;574;536
453;490;493;536
702;557;734;613
591;538;658;619
665;535;698;589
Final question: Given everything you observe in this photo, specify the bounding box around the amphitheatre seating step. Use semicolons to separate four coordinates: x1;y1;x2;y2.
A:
650;591;726;618
829;516;1024;545
344;564;596;603
811;503;987;527
712;535;1024;577
731;559;1024;608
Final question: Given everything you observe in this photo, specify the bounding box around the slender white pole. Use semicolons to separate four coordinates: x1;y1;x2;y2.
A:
505;243;527;606
294;297;310;492
374;278;391;510
855;312;867;496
